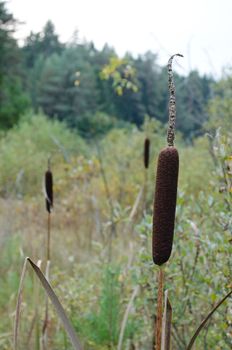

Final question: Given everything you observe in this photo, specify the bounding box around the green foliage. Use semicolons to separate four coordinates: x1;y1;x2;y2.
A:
135;52;164;122
205;68;232;133
79;265;121;347
100;56;138;96
36;46;99;127
175;70;213;137
0;76;29;129
75;112;118;138
179;136;214;194
0;235;25;349
0;113;231;349
0;235;21;309
0;1;30;128
22;20;64;68
0;113;87;195
134;125;232;349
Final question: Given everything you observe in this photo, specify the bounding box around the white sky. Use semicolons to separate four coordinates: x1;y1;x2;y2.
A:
7;0;232;77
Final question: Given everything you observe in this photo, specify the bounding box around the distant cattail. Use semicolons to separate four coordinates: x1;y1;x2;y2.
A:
144;138;150;169
45;170;53;213
152;146;179;265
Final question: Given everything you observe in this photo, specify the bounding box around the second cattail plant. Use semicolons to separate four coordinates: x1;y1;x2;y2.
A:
43;160;54;349
152;54;183;350
143;137;150;212
144;137;150;169
45;164;53;262
45;168;53;215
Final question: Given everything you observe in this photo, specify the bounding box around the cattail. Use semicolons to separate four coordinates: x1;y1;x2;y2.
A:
45;169;53;213
152;54;182;266
144;138;150;169
152;146;179;265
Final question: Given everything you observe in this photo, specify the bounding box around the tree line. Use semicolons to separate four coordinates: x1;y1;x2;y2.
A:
0;1;214;138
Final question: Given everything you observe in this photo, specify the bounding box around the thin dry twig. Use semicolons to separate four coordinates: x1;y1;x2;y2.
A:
128;186;144;223
117;285;140;350
186;289;232;350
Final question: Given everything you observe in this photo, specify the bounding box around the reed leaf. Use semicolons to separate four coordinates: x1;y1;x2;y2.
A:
14;257;83;350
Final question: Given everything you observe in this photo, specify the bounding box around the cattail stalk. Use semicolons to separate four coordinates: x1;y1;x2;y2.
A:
153;53;183;265
43;161;53;350
153;54;183;349
47;213;51;261
143;168;148;213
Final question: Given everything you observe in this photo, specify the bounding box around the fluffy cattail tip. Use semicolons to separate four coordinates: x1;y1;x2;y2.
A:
152;147;179;265
144;138;150;169
45;170;53;213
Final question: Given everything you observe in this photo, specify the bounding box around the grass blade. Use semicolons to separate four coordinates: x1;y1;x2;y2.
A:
14;258;83;350
27;258;83;350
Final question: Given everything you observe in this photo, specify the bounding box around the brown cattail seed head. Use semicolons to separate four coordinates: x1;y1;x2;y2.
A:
152;146;179;265
144;138;150;169
45;170;53;213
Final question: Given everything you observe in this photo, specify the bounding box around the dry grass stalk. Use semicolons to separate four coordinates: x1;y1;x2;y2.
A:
161;290;172;350
117;285;140;350
155;268;164;350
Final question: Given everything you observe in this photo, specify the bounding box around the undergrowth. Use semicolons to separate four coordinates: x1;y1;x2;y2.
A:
0;114;231;349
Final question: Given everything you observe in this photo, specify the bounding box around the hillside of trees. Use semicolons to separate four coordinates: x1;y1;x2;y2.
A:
1;1;215;139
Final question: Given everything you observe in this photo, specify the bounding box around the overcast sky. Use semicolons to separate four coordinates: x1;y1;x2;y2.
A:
7;0;232;77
